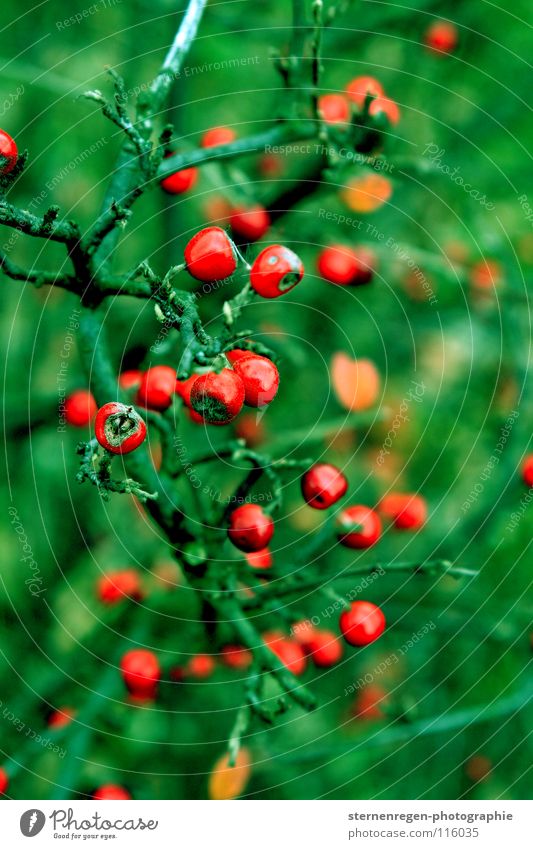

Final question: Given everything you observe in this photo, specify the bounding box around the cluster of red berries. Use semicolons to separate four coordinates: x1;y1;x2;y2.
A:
318;75;400;130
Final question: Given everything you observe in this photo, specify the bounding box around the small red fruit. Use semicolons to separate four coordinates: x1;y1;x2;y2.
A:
425;20;458;54
379;493;427;530
470;258;502;290
201;126;237;148
245;547;272;569
318;245;376;286
250;245;304;298
64;390;97;427
369;96;400;125
95;402;147;455
230;205;271;242
263;632;307;676
339;601;386;646
337;505;382;548
221;644;253;670
345;76;384;107
93;784;131;800
0;768;9;795
306;629;344;667
48;707;75;728
234;413;265;446
228;504;274;552
0;129;18;174
137;365;177;411
184;654;216;679
160;153;198;194
119;370;142;392
233;354;279;408
184;226;237;282
351;684;387;719
190;368;244;424
97;570;143;604
522;455;533;487
120;649;161;700
318;93;351;124
176;374;198;405
301;463;348;510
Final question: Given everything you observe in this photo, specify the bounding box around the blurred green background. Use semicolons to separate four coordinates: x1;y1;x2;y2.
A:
0;0;531;800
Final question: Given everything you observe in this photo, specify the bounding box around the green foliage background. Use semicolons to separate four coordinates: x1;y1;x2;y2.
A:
0;0;531;800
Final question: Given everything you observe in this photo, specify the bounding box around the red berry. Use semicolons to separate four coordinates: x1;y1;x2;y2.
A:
184;227;237;282
345;76;384;107
339;600;386;646
137;365;177;411
379;493;427;530
230;205;271;242
470;259;502;290
221;644;253;669
226;348;255;365
301;463;348;510
305;629;344;667
317;245;359;286
0;129;18;174
228;504;274;552
120;649;160;700
190;368;244;424
234;413;266;447
176;374;199;405
184;654;216;679
160;153;198;194
0;768;9;795
95;402;147;455
522;455;533;487
48;707;75;728
93;784;131;800
337;505;381;548
351;684;387;719
233;355;279;408
250;245;304;298
201;126;237;148
97;570;143;604
263;632;307;676
369;96;400;125
318;93;351;124
425;21;458;54
64;390;97;427
245;547;272;569
119;370;142;392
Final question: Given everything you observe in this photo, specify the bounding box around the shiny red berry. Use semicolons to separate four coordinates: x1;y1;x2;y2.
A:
93;784;131;800
301;463;348;509
160;153;198;194
0;129;18;174
228;504;274;552
97;570;143;604
64;390;97;427
119;370;142;392
190;368;244;424
221;644;253;669
120;649;160;700
201;126;236;148
233;354;279;408
137;365;177;411
345;76;384;107
425;20;458;54
337;505;381;548
339;601;386;646
318;245;377;286
184;227;237;282
306;629;344;667
95;402;147;455
522;455;533;487
263;631;307;676
379;493;427;530
318;93;351;124
250;245;304;298
230;205;271;242
0;768;8;795
245;547;272;569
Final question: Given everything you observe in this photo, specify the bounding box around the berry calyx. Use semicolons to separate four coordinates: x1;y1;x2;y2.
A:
228;504;274;552
93;784;131;800
345;76;384;107
339;600;386;646
305;629;344;667
137;365;177;411
233;354;279;408
263;631;307;676
379;493;427;530
201;126;237;148
64;390;97;427
95;402;147;455
97;570;143;604
337;505;382;548
301;463;348;510
318;93;351;124
160;153;198;194
190;368;244;424
184;227;237;282
245;547;272;569
120;649;160;700
0;129;18;174
221;644;253;669
230;204;271;242
425;21;458;54
250;245;304;298
522;455;533;487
